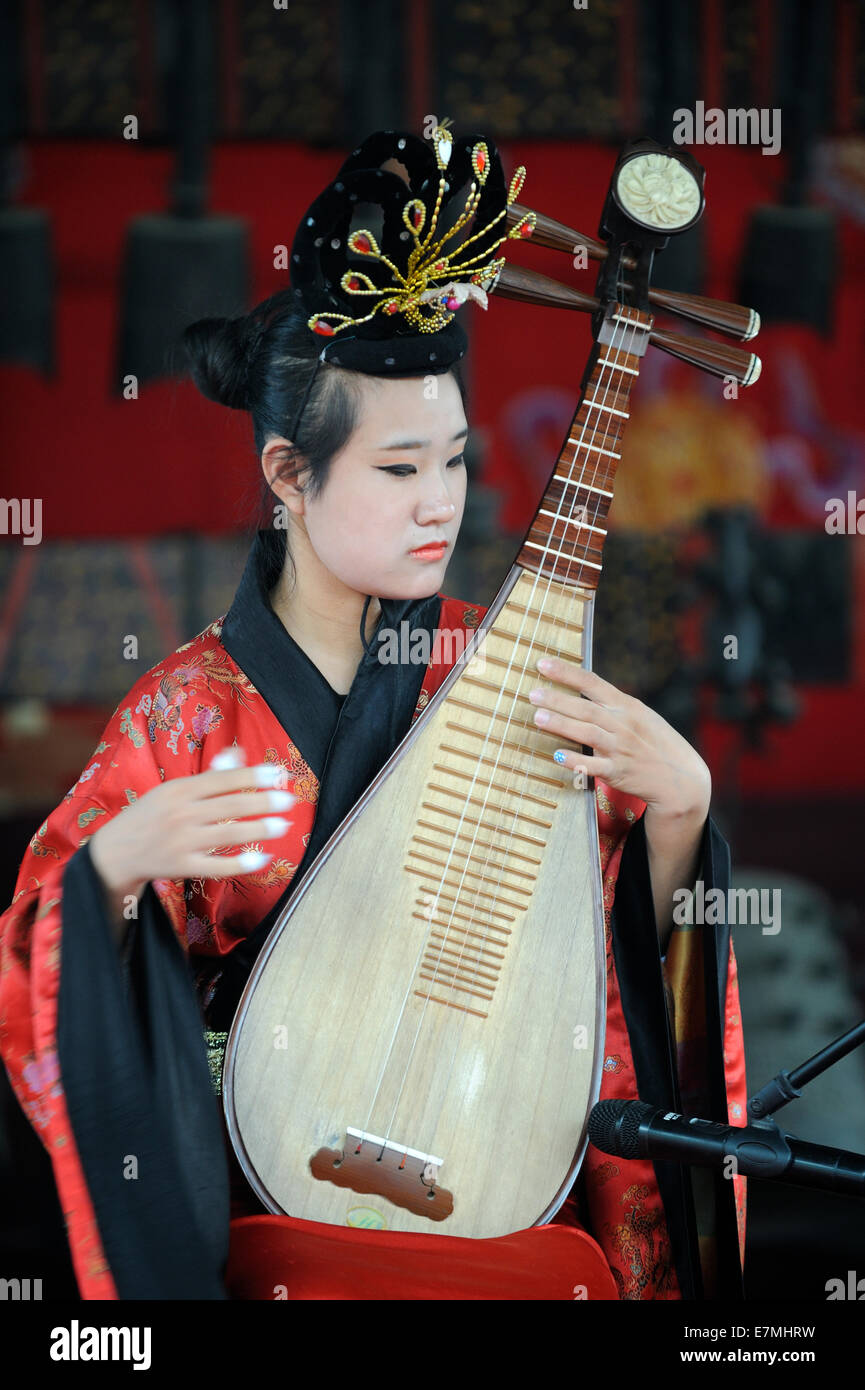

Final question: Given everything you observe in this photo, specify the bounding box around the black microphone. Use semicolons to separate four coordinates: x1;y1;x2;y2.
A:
588;1099;865;1196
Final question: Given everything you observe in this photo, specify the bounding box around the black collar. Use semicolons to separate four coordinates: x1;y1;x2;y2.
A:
220;528;442;780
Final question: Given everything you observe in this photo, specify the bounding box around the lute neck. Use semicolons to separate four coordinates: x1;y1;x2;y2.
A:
515;302;652;593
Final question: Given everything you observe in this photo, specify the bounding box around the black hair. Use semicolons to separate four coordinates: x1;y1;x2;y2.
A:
181;287;468;588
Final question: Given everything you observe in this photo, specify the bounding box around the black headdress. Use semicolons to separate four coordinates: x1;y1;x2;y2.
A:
288;120;534;381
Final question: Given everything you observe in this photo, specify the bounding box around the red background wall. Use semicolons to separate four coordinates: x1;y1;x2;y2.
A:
1;138;863;798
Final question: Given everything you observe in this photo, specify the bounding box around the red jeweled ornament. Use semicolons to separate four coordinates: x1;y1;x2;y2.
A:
351;233;372;254
445;296;460;311
312;319;335;336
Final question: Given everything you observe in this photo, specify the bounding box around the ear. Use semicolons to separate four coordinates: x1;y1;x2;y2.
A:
262;437;308;514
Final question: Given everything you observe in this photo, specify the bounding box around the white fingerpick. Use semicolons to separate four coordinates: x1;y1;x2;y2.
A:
253;764;287;787
210;748;244;770
269;789;297;810
238;850;270;870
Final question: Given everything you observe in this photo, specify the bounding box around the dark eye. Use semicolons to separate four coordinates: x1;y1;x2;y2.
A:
378;453;466;478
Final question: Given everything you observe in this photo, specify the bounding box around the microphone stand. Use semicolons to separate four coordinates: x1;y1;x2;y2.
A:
738;1020;865;1194
748;1020;865;1121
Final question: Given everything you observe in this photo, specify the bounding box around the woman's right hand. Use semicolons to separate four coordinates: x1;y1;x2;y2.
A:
88;746;296;912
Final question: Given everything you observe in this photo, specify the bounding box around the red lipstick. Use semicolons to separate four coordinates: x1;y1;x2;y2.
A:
409;541;449;561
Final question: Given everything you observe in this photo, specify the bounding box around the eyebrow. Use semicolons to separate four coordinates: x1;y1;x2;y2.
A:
375;426;469;451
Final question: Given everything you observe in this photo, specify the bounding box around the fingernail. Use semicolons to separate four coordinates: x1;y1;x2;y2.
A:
528;689;544;703
268;789;297;810
238;850;271;870
534;709;550;724
263;817;289;836
253;764;287;787
211;747;245;770
537;658;552;672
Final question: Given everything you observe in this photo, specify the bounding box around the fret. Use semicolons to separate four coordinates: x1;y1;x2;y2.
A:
523;540;602;570
431;761;558;810
420;959;497;990
420;800;548;849
581;400;629;418
425;950;500;982
419;978;495;1000
564;438;621;460
411;910;512;943
438;740;563;794
554;473;614;498
420;802;544;861
597;356;638;374
474;649;554;676
417;974;494;1003
444;695;555;740
538;508;607;536
425;781;554;830
428;929;506;959
493;600;589;630
407;848;533;897
478;644;586;678
457;674;580;723
410;909;512;942
404;875;518;922
423;957;500;988
544;472;615;506
412;991;489;1020
445;700;559;745
411;834;539;884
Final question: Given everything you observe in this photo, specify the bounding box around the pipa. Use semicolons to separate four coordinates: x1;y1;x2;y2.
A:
224;136;761;1236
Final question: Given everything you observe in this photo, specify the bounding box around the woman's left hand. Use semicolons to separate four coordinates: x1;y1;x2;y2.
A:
529;656;710;820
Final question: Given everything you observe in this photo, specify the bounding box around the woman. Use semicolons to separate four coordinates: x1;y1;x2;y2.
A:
0;126;746;1300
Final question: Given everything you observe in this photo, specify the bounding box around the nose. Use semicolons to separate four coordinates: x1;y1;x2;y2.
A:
416;469;460;525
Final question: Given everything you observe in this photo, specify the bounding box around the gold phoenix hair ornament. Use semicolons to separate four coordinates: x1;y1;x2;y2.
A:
289;121;535;347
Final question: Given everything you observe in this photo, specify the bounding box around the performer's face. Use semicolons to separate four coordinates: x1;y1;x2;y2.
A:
286;370;468;600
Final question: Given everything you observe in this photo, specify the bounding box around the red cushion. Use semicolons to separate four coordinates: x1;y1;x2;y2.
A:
226;1214;618;1301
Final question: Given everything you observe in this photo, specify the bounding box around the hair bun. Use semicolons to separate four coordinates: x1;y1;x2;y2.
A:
181;314;255;411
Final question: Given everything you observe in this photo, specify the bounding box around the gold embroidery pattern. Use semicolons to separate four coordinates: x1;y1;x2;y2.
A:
607;1182;677;1301
204;1030;229;1097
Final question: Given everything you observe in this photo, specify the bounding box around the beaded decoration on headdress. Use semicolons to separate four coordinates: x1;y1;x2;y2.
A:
288;120;534;374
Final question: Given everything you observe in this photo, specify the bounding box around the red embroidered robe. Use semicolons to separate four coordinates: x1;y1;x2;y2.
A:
0;593;747;1300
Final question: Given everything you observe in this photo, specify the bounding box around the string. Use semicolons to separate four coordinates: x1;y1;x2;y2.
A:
399;310;634;1153
358;305;644;1165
